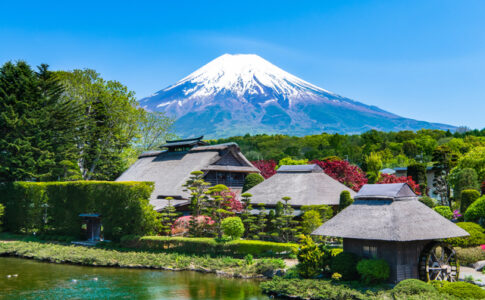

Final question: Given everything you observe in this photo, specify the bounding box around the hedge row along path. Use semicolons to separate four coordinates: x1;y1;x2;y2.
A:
0;241;288;279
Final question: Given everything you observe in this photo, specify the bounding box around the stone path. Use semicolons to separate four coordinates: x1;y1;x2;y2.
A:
460;266;485;287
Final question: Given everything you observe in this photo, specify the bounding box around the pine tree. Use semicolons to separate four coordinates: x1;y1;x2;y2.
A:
206;184;235;238
0;61;82;181
159;197;180;236
271;197;300;242
183;171;210;236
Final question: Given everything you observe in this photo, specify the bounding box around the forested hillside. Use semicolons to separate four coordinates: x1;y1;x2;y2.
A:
212;129;485;170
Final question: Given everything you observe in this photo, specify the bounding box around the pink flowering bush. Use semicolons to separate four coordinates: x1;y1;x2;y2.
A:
453;210;462;221
171;215;214;236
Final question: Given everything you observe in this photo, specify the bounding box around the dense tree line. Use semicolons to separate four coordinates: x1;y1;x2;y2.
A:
212;130;485;170
0;61;174;182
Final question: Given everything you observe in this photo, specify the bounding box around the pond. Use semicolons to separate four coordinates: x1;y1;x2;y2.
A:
0;257;270;299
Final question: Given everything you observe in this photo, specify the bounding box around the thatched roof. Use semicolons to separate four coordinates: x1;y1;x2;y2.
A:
160;136;207;148
312;183;469;241
116;143;259;210
247;164;356;207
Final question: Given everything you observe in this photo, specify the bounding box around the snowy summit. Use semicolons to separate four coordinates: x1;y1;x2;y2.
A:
140;54;455;138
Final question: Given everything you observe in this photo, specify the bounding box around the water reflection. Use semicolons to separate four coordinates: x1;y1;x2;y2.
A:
0;257;269;299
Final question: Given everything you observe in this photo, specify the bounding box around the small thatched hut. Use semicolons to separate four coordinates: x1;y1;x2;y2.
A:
116;136;259;211
246;164;356;214
313;183;469;283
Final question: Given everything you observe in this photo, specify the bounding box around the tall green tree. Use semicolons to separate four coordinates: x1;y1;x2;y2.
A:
136;111;176;151
0;61;82;181
57;69;145;180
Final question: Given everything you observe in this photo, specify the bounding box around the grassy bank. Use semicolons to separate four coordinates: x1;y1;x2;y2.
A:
260;278;485;300
0;240;285;278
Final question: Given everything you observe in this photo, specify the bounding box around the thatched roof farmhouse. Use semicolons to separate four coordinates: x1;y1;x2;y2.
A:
116;136;259;211
247;164;356;209
313;183;469;283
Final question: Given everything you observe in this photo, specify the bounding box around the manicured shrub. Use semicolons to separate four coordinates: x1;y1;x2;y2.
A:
440;281;485;299
433;206;453;220
392;279;437;295
461;189;480;213
122;236;298;258
465;196;485;223
356;259;390;284
444;222;485;247
419;196;436;208
221;217;245;240
297;235;330;278
0;181;158;240
225;240;298;257
338;190;353;211
242;173;264;192
330;252;360;281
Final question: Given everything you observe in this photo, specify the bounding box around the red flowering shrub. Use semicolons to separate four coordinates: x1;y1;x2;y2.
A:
376;173;421;195
251;160;277;179
171;215;214;236
310;159;368;192
214;189;243;212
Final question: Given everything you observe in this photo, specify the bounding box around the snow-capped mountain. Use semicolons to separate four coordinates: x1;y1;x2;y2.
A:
140;54;455;138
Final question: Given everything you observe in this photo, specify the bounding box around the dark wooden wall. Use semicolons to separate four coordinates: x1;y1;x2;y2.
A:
343;238;431;283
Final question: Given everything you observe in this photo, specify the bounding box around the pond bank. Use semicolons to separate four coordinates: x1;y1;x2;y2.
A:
0;241;286;279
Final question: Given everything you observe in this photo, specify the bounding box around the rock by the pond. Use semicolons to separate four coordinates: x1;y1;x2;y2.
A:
472;260;485;271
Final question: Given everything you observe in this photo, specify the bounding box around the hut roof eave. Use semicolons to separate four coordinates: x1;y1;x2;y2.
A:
312;198;469;241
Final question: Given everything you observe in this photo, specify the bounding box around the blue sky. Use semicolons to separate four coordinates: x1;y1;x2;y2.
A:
1;0;484;129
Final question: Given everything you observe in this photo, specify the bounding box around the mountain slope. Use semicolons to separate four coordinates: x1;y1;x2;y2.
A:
140;54;455;138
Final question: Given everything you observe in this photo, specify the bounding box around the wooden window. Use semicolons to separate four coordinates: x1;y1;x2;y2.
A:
363;245;377;258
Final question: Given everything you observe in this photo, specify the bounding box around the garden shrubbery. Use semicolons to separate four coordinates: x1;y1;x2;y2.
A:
242;173;264;192
465;196;485;223
433;206;453;220
444;222;485;247
392;279;437;295
330;252;360;281
461;189;481;214
356;259;390;284
455;246;485;265
221;217;244;239
0;181;158;240
296;235;330;278
419;196;436;208
439;281;485;299
122;235;298;258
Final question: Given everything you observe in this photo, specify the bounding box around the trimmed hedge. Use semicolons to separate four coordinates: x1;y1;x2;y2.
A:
444;222;485;247
123;236;298;258
465;195;485;222
439;281;485;299
433;206;453;220
242;173;264;192
419;196;436;208
0;181;158;240
461;189;480;214
456;246;485;265
392;279;437;295
356;259;390;284
330;252;360;281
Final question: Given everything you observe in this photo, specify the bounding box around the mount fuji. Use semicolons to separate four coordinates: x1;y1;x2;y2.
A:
140;54;455;138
